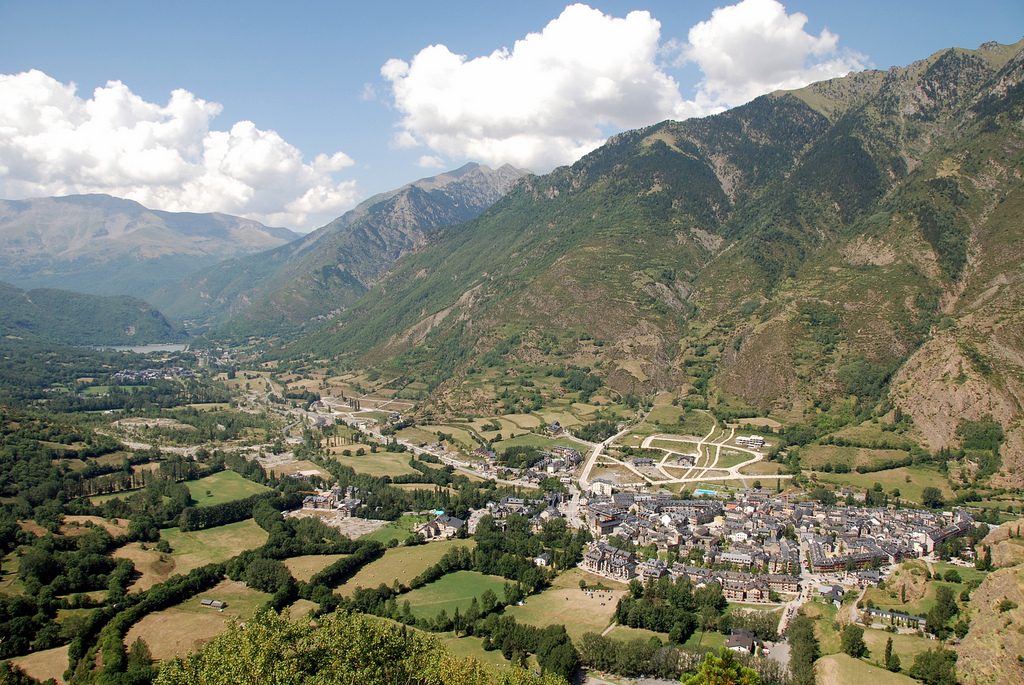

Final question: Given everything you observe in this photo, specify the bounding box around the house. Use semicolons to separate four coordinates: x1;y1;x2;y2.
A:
726;629;756;654
581;542;636;580
820;584;844;607
417;514;466;540
534;552;553;567
547;421;563;436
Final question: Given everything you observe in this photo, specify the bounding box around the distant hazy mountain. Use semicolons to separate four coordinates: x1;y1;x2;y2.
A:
0;281;184;346
0;194;299;298
155;162;526;334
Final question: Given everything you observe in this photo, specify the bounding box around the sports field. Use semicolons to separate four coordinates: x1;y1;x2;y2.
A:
402;570;508;619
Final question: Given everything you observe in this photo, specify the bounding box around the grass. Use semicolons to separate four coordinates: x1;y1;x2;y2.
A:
491;432;584;452
359;514;433;545
403;570;508;619
283;554;350;582
160;519;269;576
504;568;624;642
338;540;476;595
7;644;69;684
860;627;933;668
183;471;272;507
605;625;665;642
815;653;918;685
438;633;512;668
330;451;419;478
816;465;953;505
802;445;913;470
714;450;753;469
124;579;270;661
681;628;727;651
803;600;841;655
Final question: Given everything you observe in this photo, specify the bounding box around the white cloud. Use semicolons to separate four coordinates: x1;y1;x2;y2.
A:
678;0;866;109
381;1;865;171
0;70;358;230
381;3;695;172
417;155;445;169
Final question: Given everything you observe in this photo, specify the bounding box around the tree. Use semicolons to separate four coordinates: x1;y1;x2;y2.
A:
921;487;944;509
840;625;867;658
787;615;819;685
682;649;759;685
883;636;901;672
909;648;957;685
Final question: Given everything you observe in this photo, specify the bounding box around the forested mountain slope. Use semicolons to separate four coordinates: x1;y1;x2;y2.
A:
289;40;1024;484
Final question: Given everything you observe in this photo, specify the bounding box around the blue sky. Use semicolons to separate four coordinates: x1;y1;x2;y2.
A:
1;1;1021;230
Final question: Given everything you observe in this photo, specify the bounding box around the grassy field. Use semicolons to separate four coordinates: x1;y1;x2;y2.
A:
491;432;583;452
681;628;726;651
286;598;319;621
860;627;934;669
338;540;475;595
802;445;913;470
7;644;69;684
803;600;841;655
330;451;419;478
714;450;753;469
816;465;953;505
403;570;508;619
124;579;270;661
504;568;624;642
438;633;512;668
605;625;665;642
359;514;433;545
815;654;918;685
59;515;130;537
161;519;268;576
184;471;271;507
283;554;350;582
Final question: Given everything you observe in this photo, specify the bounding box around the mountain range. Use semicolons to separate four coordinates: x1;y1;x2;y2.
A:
0;194;298;299
151;162;526;334
288;40;1024;482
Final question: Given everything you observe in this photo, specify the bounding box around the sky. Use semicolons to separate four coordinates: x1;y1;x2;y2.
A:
1;1;1021;231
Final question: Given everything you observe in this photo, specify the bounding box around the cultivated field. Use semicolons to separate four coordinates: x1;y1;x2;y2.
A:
160;519;268;576
283;554;350;582
184;471;271;507
8;644;69;684
504;568;624;641
402;570;508;619
124;579;270;661
338;539;475;595
329;451;419;478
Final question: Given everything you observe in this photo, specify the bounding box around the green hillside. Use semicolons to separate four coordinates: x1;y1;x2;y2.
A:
0;281;185;346
154;163;525;336
285;41;1024;484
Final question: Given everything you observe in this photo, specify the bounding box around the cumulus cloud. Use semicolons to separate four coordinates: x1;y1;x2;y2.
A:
0;70;358;230
381;4;695;171
381;1;865;171
675;0;866;109
417;155;445;169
